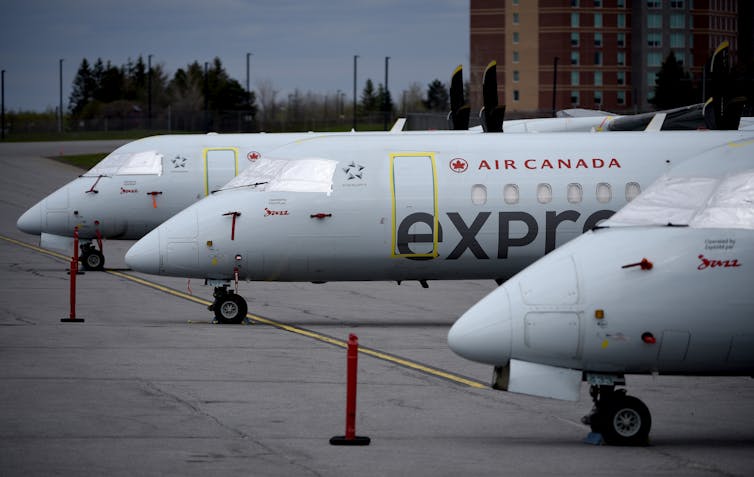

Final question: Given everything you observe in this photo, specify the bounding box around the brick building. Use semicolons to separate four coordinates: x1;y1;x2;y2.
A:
469;0;745;116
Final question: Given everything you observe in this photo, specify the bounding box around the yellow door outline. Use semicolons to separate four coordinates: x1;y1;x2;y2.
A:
390;152;439;258
203;147;239;196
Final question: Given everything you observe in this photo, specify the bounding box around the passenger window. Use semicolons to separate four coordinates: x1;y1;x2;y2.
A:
625;182;641;201
537;183;553;204
567;183;583;203
504;184;519;204
471;184;487;205
596;183;612;203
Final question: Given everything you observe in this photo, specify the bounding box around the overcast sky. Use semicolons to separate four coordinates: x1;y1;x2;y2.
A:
0;0;469;112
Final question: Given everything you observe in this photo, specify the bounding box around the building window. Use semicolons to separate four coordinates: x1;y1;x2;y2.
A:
617;13;626;28
567;183;583;204
617;0;625;7
571;32;579;47
670;14;685;28
648;52;662;67
571;0;579;7
513;50;520;63
617;90;626;105
571;13;579;27
513;31;520;43
648;72;658;88
504;184;519;204
513;70;520;82
537;183;553;204
617;51;625;66
513;12;519;24
594;51;603;65
648;14;662;28
647;0;660;7
674;51;685;66
471;185;487;205
648;32;662;47
617;32;626;47
594;90;603;105
670;0;684;8
594;0;602;6
571;91;580;105
571;71;580;85
594;71;602;86
594;32;602;47
571;51;580;65
594;13;602;28
513;90;520;101
616;71;625;85
670;33;685;47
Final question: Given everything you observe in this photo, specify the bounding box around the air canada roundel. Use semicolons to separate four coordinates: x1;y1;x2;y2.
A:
450;157;468;173
247;151;261;162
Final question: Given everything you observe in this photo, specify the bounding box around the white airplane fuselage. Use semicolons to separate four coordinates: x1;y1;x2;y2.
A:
449;226;754;376
125;131;752;282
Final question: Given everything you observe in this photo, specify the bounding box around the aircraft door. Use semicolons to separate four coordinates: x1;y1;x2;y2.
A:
204;148;238;195
390;153;438;258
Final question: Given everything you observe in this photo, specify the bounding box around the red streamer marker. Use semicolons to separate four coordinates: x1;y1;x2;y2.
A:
146;191;163;208
330;334;370;446
61;227;85;323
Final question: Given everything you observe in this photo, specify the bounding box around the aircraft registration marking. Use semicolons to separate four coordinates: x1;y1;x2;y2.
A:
0;234;486;390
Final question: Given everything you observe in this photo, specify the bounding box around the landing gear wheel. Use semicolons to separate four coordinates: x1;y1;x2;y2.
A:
80;249;105;271
597;395;651;446
213;293;248;324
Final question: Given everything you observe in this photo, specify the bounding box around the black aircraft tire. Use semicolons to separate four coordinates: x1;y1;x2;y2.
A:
598;395;651;446
213;294;248;324
81;250;105;271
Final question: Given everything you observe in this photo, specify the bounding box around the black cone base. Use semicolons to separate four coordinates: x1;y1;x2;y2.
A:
329;435;371;446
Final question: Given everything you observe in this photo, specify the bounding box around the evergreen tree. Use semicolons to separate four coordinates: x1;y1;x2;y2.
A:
650;51;696;110
376;83;394;113
423;79;449;112
360;79;378;114
68;59;96;116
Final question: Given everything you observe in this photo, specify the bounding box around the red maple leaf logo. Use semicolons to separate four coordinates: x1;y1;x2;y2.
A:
247;151;261;161
450;158;468;173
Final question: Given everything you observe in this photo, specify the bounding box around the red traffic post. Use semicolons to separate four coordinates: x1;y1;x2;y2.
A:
62;227;84;322
330;333;370;446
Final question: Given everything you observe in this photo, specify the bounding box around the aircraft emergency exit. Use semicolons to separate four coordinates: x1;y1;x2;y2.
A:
448;136;754;445
124;130;751;324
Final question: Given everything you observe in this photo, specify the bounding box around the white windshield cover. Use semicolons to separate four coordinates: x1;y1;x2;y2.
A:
605;170;754;230
85;150;163;176
222;157;337;193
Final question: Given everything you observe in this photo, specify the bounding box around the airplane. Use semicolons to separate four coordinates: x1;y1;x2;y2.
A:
123;129;752;324
15;66;626;271
447;136;754;445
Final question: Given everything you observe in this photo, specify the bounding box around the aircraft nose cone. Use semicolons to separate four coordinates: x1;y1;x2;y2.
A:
125;230;161;274
448;287;513;365
17;202;43;235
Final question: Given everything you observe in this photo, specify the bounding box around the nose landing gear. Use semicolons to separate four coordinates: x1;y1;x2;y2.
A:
582;380;651;446
208;283;248;324
80;242;105;271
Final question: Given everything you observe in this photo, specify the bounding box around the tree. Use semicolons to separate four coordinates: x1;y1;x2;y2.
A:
68;59;96;116
423;79;449;112
650;51;696;110
376;83;394;114
360;78;378;114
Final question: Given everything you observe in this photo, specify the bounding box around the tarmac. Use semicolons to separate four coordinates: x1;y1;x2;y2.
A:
1;140;754;476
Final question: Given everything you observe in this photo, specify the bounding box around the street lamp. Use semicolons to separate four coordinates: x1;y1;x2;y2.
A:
384;56;390;130
353;55;359;130
148;54;152;130
59;59;64;133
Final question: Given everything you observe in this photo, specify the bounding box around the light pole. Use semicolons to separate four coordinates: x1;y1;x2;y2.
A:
246;52;252;96
1;69;5;140
353;55;359;130
147;54;152;130
58;59;63;133
383;56;390;130
551;56;559;117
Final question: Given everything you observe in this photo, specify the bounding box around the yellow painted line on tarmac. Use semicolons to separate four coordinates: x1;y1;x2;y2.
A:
1;234;487;389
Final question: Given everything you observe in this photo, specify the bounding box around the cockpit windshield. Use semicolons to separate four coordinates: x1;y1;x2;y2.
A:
83;150;163;177
222;157;337;194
